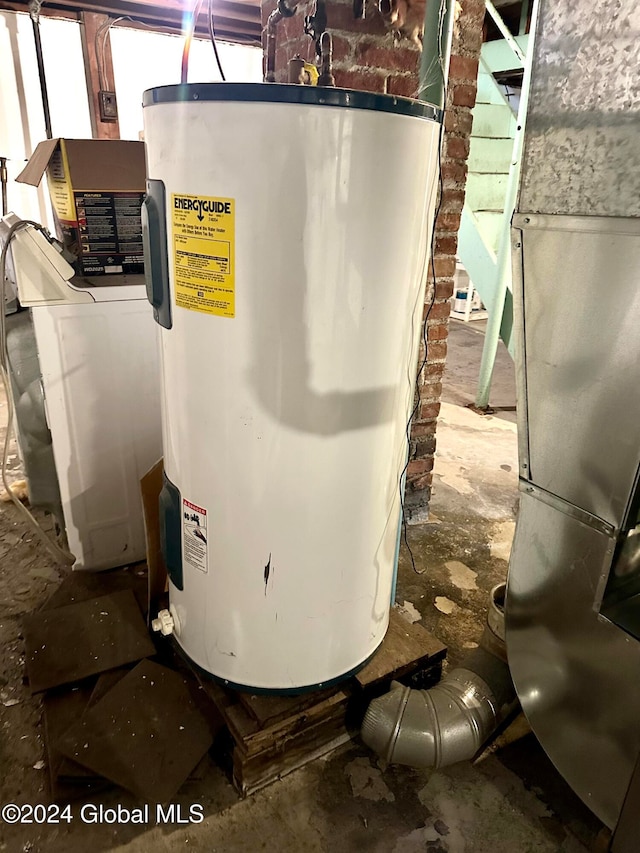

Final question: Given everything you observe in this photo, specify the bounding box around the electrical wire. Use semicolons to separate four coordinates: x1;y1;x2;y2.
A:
398;118;445;575
94;19;108;91
398;0;449;575
229;35;263;47
95;15;158;94
0;219;75;565
208;0;226;81
95;9;238;89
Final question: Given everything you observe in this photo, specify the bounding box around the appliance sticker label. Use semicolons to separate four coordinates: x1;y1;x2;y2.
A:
46;145;75;221
73;191;144;275
171;193;235;318
183;498;208;574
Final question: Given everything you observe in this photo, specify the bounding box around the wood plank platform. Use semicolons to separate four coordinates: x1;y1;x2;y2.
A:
193;609;446;796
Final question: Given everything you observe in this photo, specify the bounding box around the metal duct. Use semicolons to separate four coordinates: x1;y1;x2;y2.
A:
361;585;517;768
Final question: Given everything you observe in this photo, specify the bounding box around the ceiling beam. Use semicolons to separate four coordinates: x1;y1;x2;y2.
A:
0;0;262;44
80;11;121;138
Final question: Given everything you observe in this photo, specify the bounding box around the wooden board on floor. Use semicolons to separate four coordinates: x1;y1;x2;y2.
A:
237;608;446;729
24;591;155;693
197;609;447;797
355;608;447;690
228;690;350;757
238;686;336;729
235;724;351;797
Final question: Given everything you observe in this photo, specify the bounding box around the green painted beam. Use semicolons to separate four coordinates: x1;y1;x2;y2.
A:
481;35;529;74
476;70;510;106
475;0;539;409
468;137;514;173
475;211;504;254
471;102;517;137
485;0;525;64
465;173;510;213
456;5;529;388
457;206;497;313
519;0;530;35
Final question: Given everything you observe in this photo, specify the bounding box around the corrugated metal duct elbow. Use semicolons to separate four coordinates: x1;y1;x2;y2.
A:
361;584;517;768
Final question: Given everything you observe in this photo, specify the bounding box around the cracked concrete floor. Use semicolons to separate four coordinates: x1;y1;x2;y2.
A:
0;321;605;852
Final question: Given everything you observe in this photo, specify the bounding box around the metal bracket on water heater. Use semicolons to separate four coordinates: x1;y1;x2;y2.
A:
142;179;172;329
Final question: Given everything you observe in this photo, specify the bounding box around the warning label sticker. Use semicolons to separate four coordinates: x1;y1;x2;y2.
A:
172;193;235;318
183;499;208;574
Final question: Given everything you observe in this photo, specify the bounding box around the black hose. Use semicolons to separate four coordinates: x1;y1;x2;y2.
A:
30;12;53;139
208;0;226;81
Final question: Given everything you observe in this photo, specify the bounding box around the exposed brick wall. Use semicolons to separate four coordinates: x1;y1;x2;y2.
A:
261;0;485;521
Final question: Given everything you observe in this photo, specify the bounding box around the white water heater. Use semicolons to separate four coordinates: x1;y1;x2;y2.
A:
143;83;440;691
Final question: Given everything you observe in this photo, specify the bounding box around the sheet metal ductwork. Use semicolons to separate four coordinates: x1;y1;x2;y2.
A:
362;585;516;768
367;1;640;834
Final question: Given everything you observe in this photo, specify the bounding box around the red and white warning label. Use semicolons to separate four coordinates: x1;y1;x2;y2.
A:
183;499;208;574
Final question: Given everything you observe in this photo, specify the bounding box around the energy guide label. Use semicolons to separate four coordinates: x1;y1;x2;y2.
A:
183;499;208;574
172;193;235;318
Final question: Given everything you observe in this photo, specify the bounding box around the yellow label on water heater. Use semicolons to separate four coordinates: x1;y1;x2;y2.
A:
171;193;235;318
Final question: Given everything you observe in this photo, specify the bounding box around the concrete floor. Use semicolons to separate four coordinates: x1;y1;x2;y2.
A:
0;320;605;852
441;318;517;423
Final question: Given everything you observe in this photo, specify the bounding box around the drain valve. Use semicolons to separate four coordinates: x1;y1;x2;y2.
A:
152;609;176;636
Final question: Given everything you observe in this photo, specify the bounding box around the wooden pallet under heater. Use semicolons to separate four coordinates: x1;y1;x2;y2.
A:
197;609;447;796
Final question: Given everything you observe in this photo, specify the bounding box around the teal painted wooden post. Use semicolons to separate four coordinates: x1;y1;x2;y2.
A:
390;468;405;606
519;0;530;36
419;0;455;108
458;205;497;313
475;0;538;409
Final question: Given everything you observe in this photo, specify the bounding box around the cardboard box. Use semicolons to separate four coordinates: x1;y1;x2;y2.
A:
17;139;146;277
140;458;169;624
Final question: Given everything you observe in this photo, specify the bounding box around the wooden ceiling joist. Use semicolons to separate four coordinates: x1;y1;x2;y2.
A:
0;0;262;45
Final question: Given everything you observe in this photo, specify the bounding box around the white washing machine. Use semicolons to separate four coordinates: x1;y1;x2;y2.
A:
5;215;162;570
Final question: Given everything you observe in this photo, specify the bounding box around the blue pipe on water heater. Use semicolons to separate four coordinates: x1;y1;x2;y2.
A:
390;514;402;606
